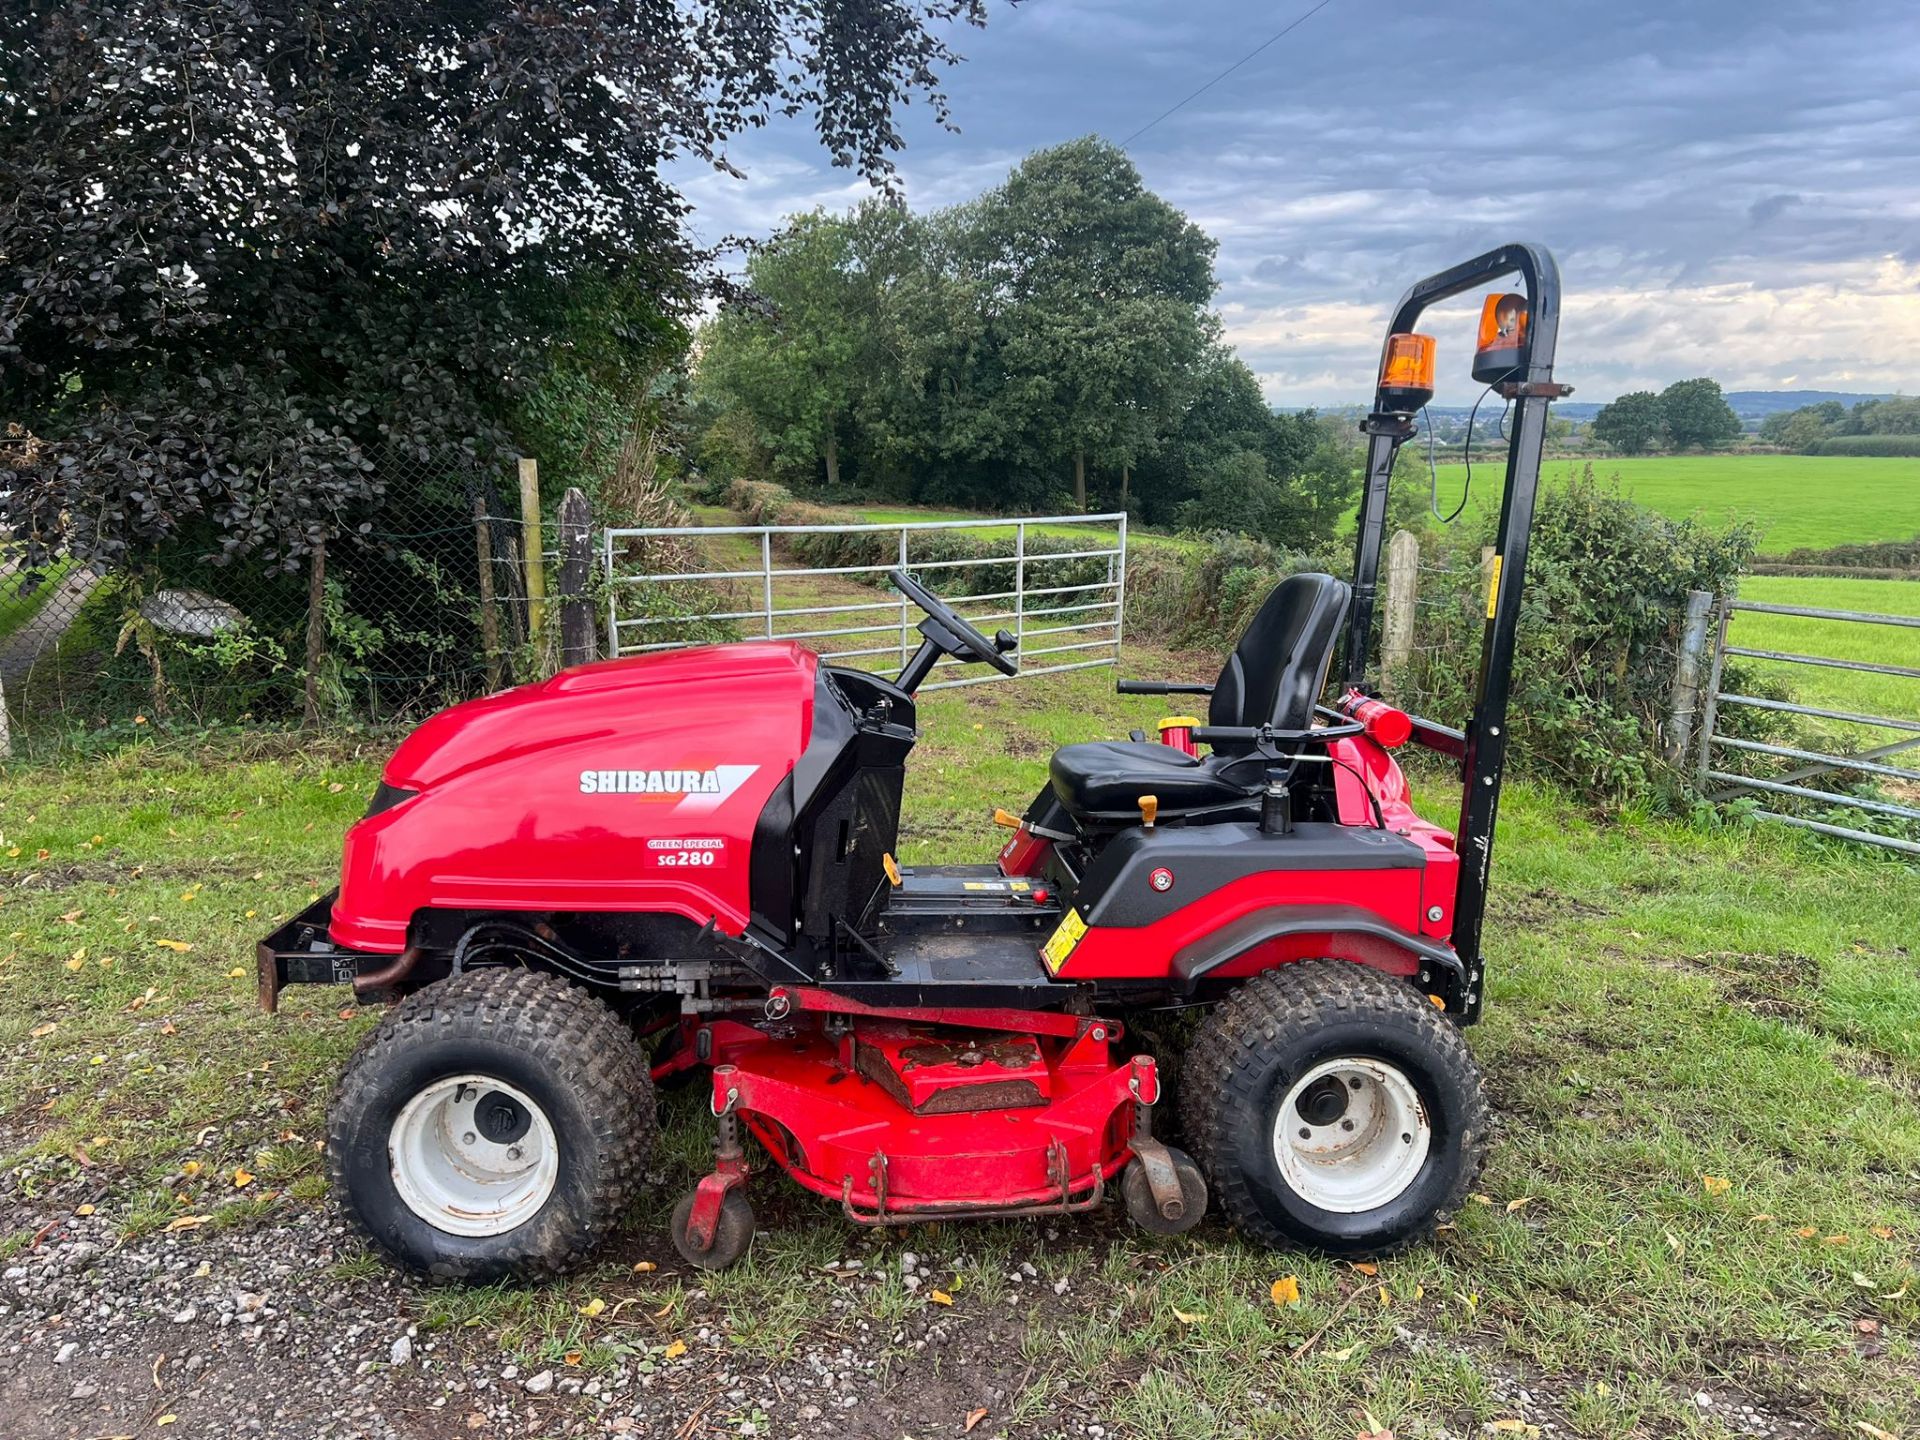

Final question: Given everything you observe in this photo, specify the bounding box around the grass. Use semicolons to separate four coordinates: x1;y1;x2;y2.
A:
3;663;1919;1436
1421;454;1920;553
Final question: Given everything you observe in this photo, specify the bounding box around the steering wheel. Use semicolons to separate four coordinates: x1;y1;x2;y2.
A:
889;568;1019;676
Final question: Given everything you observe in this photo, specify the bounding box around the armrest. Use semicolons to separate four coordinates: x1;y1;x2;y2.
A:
1116;679;1216;696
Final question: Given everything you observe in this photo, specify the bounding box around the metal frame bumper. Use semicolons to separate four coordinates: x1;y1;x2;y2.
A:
255;891;384;1012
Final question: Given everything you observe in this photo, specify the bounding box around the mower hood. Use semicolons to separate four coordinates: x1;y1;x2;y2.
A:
383;643;817;791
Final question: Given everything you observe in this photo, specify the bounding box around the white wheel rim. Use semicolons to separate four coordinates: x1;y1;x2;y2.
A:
388;1074;558;1237
1272;1058;1431;1213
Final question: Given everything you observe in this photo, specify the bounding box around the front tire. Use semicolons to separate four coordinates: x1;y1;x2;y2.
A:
328;966;656;1282
1179;961;1487;1256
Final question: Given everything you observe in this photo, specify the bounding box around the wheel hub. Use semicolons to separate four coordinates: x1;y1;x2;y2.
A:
475;1089;533;1145
1293;1075;1351;1127
389;1074;558;1237
1272;1058;1430;1214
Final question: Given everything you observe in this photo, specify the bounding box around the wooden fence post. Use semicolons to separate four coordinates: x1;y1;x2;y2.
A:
473;498;504;691
1666;588;1715;765
558;487;596;669
518;457;547;665
302;538;327;726
1380;529;1420;697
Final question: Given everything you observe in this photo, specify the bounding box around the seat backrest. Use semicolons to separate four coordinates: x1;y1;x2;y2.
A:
1207;573;1353;749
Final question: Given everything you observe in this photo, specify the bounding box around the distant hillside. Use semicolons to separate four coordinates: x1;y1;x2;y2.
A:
1723;389;1894;418
1281;390;1898;430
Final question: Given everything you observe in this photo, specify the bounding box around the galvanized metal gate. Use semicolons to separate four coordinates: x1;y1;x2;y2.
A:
601;512;1127;691
1697;595;1920;856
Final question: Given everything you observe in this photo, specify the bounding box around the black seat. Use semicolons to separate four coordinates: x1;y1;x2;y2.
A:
1049;572;1352;823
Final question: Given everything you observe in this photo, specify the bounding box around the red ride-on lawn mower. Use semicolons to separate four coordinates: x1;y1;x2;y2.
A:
261;244;1569;1279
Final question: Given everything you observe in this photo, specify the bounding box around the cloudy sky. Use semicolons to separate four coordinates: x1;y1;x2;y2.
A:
673;0;1920;408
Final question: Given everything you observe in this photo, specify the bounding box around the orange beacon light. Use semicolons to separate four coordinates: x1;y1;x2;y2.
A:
1377;332;1436;411
1472;293;1528;384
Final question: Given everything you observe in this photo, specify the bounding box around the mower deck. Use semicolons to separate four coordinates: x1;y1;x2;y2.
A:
689;1008;1154;1225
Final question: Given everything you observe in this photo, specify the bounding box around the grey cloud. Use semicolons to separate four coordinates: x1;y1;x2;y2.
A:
664;0;1920;403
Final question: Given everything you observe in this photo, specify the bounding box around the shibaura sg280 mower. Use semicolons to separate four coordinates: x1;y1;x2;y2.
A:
260;244;1570;1279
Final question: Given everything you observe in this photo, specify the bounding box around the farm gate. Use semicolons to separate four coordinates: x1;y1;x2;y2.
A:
600;512;1128;692
1697;594;1920;856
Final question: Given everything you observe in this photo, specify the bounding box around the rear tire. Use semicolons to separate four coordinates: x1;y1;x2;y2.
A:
1179;961;1486;1256
328;966;656;1282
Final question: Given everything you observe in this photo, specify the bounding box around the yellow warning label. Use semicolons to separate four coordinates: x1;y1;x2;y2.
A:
963;880;1008;892
1041;909;1088;973
1485;554;1503;618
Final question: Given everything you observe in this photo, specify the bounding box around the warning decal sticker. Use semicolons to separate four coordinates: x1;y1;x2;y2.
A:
1041;909;1088;973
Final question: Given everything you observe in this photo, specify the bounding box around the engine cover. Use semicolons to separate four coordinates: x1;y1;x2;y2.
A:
329;643;818;952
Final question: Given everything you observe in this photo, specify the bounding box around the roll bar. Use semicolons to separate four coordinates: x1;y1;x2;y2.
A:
1342;243;1567;1022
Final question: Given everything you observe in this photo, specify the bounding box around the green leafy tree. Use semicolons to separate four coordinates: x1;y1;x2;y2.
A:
1759;400;1845;451
700;213;871;489
1;0;993;570
1658;378;1742;451
1592;391;1666;454
963;137;1217;508
1849;395;1920;434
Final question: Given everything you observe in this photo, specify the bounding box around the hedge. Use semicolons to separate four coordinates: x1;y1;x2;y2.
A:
1804;435;1920;457
1768;535;1920;570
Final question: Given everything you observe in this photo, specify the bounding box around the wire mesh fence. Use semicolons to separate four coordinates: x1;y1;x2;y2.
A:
1;449;541;747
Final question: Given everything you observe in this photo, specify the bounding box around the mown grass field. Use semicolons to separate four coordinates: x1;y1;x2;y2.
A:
1424;454;1920;553
1728;578;1920;750
4;658;1919;1438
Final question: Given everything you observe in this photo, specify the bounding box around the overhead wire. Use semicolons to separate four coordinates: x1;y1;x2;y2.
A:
1120;0;1343;147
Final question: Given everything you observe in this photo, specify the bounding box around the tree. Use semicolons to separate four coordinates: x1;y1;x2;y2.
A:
1849;395;1920;434
962;138;1217;508
1759;400;1844;452
700;213;868;489
1591;391;1666;455
0;1;995;573
1658;378;1742;451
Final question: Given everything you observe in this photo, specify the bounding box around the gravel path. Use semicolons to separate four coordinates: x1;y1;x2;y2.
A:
0;1204;1048;1440
0;563;99;684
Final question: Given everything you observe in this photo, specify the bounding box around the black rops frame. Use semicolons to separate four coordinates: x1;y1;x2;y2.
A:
1341;243;1567;1023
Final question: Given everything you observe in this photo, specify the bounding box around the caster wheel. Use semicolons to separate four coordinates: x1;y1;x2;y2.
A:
1121;1147;1208;1236
670;1189;755;1271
